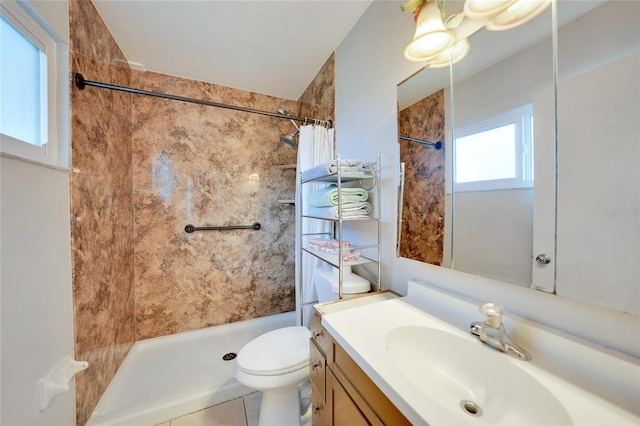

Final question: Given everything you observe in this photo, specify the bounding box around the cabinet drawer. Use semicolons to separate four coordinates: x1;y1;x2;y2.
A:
332;341;411;425
311;311;332;358
311;381;329;426
310;340;325;399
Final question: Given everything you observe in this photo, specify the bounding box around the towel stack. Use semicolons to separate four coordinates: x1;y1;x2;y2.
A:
306;184;371;220
301;159;372;181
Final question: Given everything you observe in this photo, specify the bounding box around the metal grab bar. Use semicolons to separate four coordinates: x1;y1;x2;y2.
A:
399;135;443;150
185;223;261;233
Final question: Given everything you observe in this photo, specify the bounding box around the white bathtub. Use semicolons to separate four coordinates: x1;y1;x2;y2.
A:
87;312;296;426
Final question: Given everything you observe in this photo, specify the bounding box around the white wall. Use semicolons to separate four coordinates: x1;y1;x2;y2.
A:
335;0;640;357
1;158;75;425
0;1;75;424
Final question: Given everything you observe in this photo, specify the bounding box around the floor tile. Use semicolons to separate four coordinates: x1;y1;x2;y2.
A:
170;398;246;426
243;392;262;426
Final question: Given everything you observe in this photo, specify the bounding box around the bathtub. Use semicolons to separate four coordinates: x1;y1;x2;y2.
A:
87;312;296;426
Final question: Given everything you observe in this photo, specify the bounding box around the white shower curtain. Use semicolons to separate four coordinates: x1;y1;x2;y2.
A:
295;124;334;327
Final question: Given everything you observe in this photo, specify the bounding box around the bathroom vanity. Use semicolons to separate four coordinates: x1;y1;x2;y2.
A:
310;282;639;425
310;292;410;425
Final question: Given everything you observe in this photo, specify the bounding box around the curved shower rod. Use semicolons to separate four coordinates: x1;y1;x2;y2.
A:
74;73;333;128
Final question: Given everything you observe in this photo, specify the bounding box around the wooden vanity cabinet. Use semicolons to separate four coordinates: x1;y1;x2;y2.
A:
310;309;410;426
310;311;330;426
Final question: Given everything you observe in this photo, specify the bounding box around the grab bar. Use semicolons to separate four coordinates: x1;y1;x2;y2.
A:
399;136;442;150
185;223;261;233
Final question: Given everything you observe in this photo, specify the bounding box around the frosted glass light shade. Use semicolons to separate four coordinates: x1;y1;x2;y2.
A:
404;2;456;62
486;0;552;31
425;38;470;68
463;0;517;19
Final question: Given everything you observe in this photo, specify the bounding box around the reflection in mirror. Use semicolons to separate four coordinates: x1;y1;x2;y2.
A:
397;0;554;288
397;89;447;266
397;0;639;315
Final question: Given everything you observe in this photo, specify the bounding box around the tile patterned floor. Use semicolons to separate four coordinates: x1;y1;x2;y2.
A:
156;392;261;426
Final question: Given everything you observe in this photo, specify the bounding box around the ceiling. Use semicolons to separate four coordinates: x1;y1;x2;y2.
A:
93;0;373;100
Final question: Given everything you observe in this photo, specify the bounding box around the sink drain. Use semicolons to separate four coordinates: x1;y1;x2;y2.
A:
460;400;483;417
222;352;237;361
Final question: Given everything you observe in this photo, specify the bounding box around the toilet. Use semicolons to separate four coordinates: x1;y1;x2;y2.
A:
314;265;371;303
234;326;311;426
234;267;370;426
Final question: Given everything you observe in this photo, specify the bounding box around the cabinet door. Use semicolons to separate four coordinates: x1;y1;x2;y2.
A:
326;368;371;426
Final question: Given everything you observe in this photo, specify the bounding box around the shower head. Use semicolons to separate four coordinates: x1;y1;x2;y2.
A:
277;107;300;149
280;130;299;149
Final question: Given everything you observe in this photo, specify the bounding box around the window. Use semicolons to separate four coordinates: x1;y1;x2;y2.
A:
1;1;64;167
453;104;533;192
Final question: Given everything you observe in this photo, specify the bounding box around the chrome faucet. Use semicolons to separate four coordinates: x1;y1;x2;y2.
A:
470;303;532;361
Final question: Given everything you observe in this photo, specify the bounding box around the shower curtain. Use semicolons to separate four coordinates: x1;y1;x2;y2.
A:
295;124;335;327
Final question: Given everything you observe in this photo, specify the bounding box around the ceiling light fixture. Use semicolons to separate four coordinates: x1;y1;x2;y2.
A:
485;0;552;31
424;38;471;68
463;0;519;19
402;0;552;67
404;0;457;62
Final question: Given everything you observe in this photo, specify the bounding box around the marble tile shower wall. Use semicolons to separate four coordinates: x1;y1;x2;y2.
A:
69;1;135;424
70;0;335;422
298;53;335;123
130;70;299;339
398;89;446;265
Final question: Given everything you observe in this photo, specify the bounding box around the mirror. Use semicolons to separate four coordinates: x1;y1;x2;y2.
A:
397;88;448;266
397;0;639;314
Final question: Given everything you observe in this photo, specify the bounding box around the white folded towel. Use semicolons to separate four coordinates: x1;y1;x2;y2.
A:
307;185;369;207
302;160;364;181
307;202;371;219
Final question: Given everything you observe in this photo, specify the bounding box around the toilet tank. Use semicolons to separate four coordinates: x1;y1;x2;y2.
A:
314;265;370;303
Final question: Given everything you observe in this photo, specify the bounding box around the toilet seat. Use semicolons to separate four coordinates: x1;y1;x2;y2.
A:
236;326;310;376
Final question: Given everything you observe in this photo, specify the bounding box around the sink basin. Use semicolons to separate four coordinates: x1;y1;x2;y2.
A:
386;326;572;425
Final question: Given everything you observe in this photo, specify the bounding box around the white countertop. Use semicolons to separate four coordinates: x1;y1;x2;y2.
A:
322;285;639;425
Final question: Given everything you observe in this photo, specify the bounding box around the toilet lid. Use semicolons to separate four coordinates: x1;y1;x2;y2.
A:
236;326;310;376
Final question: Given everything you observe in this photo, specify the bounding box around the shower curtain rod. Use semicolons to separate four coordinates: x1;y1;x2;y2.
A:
74;73;333;128
399;135;442;150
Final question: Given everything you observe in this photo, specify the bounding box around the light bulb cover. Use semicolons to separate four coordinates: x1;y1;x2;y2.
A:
404;2;456;62
486;0;552;31
463;0;517;19
425;38;470;68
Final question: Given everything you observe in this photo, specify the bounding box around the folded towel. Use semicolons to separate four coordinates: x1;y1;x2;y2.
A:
301;160;364;181
309;245;361;262
307;202;371;219
307;185;369;207
309;238;350;249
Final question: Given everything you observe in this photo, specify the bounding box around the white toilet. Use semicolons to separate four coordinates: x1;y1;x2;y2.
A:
314;265;371;303
234;326;311;426
234;267;370;426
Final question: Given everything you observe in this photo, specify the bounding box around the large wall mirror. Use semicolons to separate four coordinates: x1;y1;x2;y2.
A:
397;0;639;315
